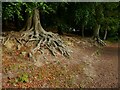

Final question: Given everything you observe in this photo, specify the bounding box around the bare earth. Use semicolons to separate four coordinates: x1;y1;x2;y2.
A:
1;33;118;88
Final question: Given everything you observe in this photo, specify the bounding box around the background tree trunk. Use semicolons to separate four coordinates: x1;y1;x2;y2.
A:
82;25;84;37
104;29;107;40
93;23;100;39
93;23;106;46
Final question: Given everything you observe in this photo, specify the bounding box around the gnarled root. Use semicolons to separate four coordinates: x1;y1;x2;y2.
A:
19;29;70;60
17;8;70;61
94;37;106;46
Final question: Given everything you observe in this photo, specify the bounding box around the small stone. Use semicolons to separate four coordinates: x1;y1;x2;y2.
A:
17;45;21;50
13;83;17;86
21;51;27;57
7;71;14;79
34;60;44;67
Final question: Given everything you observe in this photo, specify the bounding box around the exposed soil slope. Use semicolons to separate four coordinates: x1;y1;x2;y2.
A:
1;32;118;88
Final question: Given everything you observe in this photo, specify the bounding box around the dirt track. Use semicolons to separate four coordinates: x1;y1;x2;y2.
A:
86;43;118;88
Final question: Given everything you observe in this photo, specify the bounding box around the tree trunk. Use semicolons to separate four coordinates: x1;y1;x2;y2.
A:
104;29;107;40
33;9;46;34
93;23;106;46
82;25;84;37
93;23;100;39
21;9;46;34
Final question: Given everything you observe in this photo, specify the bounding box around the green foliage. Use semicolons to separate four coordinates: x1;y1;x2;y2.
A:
16;73;29;83
74;3;90;26
2;2;56;21
2;2;23;20
2;2;119;41
37;2;56;14
73;2;119;40
100;3;119;40
57;23;69;33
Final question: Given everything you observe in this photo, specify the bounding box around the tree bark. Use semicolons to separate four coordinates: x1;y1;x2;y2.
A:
104;29;107;40
33;9;46;34
93;23;100;39
93;23;106;46
82;25;84;37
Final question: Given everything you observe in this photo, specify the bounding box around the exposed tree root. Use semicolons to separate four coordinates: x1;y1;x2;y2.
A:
2;8;70;62
19;30;70;57
94;36;106;46
15;8;70;61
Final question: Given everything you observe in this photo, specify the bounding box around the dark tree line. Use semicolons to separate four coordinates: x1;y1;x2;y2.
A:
2;2;119;42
